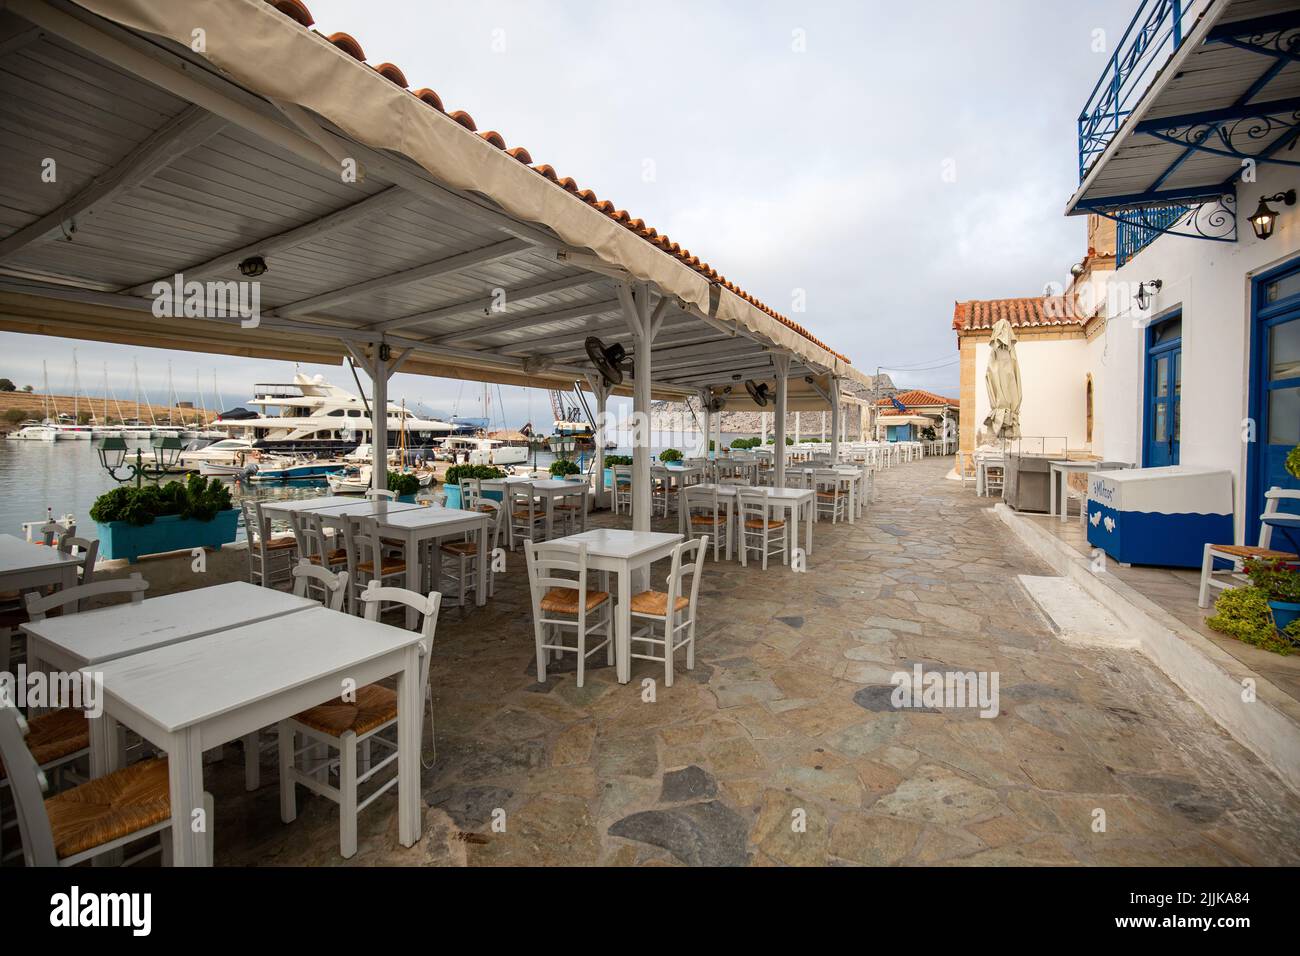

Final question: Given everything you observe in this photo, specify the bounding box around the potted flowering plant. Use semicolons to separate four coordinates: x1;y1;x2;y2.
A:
1243;557;1300;632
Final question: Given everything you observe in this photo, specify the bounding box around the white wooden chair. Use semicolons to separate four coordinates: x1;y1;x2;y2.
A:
341;516;406;615
438;499;504;607
240;499;296;588
813;469;848;523
524;541;612;688
277;582;441;859
508;483;546;550
0;704;212;867
290;512;346;572
737;489;787;569
240;561;351;793
612;465;633;514
56;534;98;587
1198;488;1300;607
365;488;396;501
682;485;728;562
628;538;705;687
26;573;147;620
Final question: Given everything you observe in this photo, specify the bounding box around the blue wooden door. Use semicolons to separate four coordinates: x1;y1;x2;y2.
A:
1145;319;1181;467
1250;261;1300;546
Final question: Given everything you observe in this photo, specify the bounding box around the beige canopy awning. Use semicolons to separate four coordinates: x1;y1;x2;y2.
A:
0;0;867;399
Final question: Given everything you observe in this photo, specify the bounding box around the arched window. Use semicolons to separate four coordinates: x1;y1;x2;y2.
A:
1085;374;1094;444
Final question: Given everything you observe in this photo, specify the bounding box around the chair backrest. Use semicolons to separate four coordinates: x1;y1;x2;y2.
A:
0;705;59;867
509;483;537;518
36;520;69;548
365;488;397;501
292;558;349;611
524;540;592;623
239;498;263;547
25;573;147;620
813;468;842;491
296;512;334;562
682;483;720;517
663;537;706;618
339;514;384;578
359;581;442;691
57;535;99;586
477;498;505;550
737;489;772;527
460;478;481;510
612;465;632;484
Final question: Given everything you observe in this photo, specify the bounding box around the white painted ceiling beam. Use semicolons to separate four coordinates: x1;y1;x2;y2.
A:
425;296;619;346
370;273;596;333
272;238;531;317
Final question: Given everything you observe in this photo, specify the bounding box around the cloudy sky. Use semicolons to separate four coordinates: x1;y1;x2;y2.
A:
1;0;1136;426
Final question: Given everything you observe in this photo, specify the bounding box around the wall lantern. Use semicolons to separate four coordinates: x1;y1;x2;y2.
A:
1248;190;1296;241
1135;279;1163;311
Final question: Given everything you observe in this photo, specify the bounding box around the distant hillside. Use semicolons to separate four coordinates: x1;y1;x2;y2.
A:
0;390;216;428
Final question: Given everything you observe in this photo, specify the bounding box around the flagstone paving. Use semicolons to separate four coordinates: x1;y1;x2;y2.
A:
217;456;1300;866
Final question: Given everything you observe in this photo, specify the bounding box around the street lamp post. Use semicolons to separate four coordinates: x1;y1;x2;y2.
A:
95;436;184;486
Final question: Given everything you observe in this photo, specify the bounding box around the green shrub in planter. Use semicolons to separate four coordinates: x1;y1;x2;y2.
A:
89;474;232;526
443;464;507;486
1207;586;1297;655
659;448;683;463
387;471;421;498
549;459;581;478
604;455;633;466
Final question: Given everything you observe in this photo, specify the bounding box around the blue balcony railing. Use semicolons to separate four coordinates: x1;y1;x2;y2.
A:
1077;0;1210;181
1116;205;1192;266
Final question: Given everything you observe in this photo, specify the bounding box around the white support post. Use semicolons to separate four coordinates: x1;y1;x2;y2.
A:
773;354;791;487
587;374;611;509
619;281;656;532
761;411;769;445
830;376;842;462
368;347;390;494
699;391;712;460
795;411;801;444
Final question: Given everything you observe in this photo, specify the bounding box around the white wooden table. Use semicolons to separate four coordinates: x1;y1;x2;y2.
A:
684;484;816;563
367;506;493;621
86;606;426;866
482;477;590;540
303;499;424;523
257;496;365;522
547;529;683;683
0;532;82;594
789;466;865;523
21;581;317;682
1049;460;1130;523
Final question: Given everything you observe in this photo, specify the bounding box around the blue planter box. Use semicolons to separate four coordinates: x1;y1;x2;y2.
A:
443;486;503;510
95;510;240;564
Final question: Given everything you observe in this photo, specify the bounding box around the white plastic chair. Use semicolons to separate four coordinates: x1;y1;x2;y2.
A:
277;582;441;859
524;541;612;688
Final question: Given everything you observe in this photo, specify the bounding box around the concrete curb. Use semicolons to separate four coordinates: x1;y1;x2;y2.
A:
994;502;1300;796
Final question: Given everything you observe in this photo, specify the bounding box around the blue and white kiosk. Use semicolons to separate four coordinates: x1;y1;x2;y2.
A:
1086;466;1233;568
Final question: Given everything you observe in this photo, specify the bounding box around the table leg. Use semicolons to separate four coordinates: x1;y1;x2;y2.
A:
805;501;814;556
1050;467;1058;521
616;567;631;684
545;496;555;541
405;531;420;628
167;729;206;866
476;520;488;607
847;479;856;524
788;503;798;565
397;644;421;847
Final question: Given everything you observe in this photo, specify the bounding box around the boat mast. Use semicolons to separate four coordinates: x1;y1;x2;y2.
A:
133;359;140;422
72;349;80;423
167;362;174;426
102;363;109;425
41;361;50;422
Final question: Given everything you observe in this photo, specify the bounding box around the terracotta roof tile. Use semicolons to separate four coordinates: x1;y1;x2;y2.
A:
264;0;851;363
875;389;959;409
952;296;1079;332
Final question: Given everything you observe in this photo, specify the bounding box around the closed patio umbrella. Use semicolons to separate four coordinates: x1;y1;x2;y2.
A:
983;318;1022;441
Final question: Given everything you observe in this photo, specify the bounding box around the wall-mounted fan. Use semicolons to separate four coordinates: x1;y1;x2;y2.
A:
585;336;628;387
745;379;771;407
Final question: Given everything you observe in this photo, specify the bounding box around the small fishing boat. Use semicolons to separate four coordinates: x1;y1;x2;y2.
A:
326;462;432;495
248;456;343;482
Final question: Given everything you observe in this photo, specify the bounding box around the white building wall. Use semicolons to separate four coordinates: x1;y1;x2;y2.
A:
1098;165;1300;542
973;337;1095;449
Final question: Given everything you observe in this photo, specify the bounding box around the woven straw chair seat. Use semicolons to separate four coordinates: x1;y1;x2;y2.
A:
689;514;726;525
307;548;348;565
1210;545;1297;560
744;518;785;530
357;556;405;575
45;757;170;859
512;510;544;520
439;540;478;557
294;683;397;738
0;707;88;780
629;590;689;615
539;588;609;613
816;490;845;499
263;537;297;552
473;504;497;513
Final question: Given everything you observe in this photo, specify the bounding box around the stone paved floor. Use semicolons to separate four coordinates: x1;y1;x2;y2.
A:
216;456;1300;866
